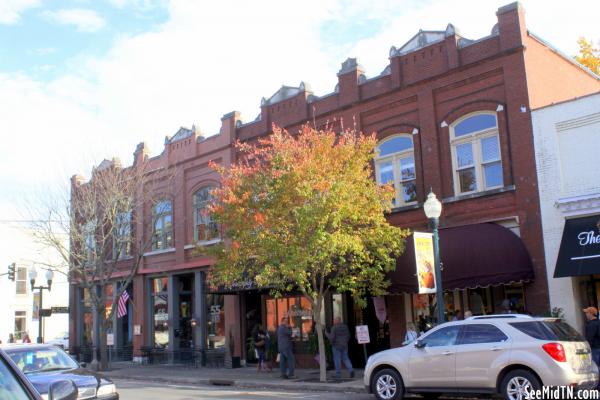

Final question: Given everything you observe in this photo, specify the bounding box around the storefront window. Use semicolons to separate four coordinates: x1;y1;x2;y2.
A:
266;296;313;341
467;288;490;315
502;283;525;313
207;294;225;349
151;277;169;348
105;285;113;331
82;287;93;346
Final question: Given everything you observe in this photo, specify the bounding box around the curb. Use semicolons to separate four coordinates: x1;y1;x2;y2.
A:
109;374;368;394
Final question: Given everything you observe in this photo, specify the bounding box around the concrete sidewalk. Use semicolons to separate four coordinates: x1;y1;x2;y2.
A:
102;362;367;393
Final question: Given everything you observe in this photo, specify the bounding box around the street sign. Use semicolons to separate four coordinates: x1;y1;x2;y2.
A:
356;325;370;344
134;325;141;335
107;333;114;346
51;306;69;314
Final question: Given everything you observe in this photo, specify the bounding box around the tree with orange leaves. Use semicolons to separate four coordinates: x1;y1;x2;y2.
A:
207;124;408;382
575;37;600;75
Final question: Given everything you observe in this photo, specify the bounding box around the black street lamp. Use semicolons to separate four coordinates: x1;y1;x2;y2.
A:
29;267;54;344
423;190;444;324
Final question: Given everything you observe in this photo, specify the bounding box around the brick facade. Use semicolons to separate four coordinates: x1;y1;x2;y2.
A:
69;2;600;364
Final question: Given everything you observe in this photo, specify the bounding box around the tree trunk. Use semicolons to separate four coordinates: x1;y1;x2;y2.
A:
98;316;108;371
313;295;327;382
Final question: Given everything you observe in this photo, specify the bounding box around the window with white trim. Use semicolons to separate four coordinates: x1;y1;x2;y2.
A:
193;186;219;242
14;311;26;338
16;267;27;295
375;135;417;207
84;221;96;263
113;211;132;259
450;113;503;195
152;200;173;250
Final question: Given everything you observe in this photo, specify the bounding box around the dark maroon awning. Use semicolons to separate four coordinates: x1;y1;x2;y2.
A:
388;223;534;294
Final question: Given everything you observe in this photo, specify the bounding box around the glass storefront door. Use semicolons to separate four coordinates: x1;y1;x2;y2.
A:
151;277;169;348
178;275;193;349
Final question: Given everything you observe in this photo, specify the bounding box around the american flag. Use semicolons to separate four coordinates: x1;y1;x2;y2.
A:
117;290;130;318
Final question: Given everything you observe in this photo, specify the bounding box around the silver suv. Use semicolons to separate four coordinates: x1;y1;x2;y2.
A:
364;315;598;400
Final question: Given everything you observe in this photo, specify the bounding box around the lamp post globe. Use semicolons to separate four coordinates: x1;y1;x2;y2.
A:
45;269;54;291
424;191;442;219
28;267;38;290
423;190;444;324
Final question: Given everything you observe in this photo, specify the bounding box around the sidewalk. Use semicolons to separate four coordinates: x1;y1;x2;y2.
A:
102;362;367;393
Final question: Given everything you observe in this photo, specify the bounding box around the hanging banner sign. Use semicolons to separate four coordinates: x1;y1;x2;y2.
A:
373;297;387;324
414;231;437;294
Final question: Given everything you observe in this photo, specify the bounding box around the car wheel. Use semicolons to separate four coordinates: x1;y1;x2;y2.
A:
371;368;404;400
500;369;541;400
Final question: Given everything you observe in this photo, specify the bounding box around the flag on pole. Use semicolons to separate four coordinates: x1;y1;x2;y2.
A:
117;290;130;318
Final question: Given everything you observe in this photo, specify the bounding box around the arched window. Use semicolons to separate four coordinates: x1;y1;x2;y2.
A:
375;135;417;207
450;113;503;195
193;186;219;242
152;200;173;250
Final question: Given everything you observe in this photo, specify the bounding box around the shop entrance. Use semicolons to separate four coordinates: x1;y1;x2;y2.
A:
177;274;194;350
346;296;389;368
243;292;262;363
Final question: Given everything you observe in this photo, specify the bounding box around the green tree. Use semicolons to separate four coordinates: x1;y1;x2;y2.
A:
207;125;409;382
575;37;600;75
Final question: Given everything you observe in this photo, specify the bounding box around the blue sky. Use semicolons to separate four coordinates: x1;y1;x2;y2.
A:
0;1;169;80
0;0;599;267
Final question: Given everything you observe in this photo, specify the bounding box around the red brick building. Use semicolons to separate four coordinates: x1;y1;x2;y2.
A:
69;2;600;367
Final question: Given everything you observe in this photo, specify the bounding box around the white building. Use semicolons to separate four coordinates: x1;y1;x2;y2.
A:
532;91;600;332
0;222;69;344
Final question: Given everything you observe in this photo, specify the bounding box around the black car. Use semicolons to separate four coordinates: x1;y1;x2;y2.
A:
3;345;118;400
0;347;77;400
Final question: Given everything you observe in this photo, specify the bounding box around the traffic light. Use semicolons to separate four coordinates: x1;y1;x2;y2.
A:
8;263;15;281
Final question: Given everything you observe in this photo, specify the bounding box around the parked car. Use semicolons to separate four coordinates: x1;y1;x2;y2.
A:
0;347;78;400
3;344;119;400
364;315;599;400
46;332;69;351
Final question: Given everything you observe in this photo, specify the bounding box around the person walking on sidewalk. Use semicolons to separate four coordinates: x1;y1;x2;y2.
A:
583;307;600;374
253;324;271;372
326;317;354;379
277;317;295;379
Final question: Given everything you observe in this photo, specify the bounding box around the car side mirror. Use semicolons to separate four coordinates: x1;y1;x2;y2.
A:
49;380;78;400
79;362;87;368
414;340;426;349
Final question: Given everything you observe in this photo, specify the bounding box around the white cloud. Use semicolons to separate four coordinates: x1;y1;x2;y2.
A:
1;0;599;225
31;47;56;56
42;8;106;32
0;0;40;24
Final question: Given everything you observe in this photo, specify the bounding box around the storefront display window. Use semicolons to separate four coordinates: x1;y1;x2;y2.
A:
467;288;491;315
82;287;93;346
207;294;225;349
265;296;313;341
151;277;169;348
105;285;113;331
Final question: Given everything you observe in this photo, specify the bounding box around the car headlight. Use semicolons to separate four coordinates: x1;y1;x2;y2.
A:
97;383;116;396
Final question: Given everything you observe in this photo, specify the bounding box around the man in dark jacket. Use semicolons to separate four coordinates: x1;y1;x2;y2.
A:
277;317;295;379
584;307;600;373
326;317;354;379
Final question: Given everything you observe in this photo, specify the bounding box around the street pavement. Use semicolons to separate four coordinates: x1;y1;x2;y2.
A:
115;379;373;400
102;362;365;393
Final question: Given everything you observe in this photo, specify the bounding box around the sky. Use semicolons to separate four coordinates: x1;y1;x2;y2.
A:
1;0;599;269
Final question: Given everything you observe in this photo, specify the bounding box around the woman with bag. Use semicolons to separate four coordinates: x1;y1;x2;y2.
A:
253;324;270;372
